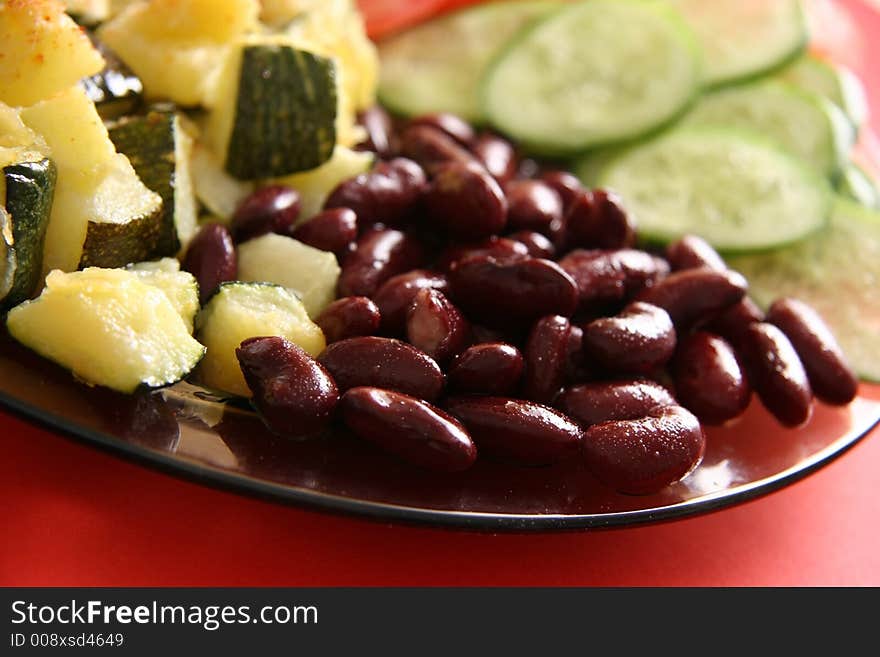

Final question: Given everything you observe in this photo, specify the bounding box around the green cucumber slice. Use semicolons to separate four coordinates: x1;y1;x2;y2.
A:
728;197;880;382
481;0;701;155
838;164;880;210
683;80;856;178
778;54;869;131
670;0;807;87
377;1;558;121
594;127;831;252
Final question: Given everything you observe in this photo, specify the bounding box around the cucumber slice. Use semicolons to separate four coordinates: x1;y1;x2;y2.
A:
778;55;869;131
594;127;831;252
728;197;880;382
683;80;856;178
838;165;880;210
669;0;807;87
482;0;700;155
377;0;558;121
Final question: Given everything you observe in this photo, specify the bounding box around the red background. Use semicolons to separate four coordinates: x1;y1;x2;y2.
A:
2;0;879;587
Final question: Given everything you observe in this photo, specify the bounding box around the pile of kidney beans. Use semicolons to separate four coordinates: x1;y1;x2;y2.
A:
183;108;859;496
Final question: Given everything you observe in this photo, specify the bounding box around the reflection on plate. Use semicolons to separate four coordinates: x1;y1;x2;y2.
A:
1;331;878;529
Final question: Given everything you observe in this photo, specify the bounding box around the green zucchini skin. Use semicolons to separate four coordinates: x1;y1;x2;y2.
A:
81;37;144;121
225;45;338;180
78;214;163;270
2;158;57;309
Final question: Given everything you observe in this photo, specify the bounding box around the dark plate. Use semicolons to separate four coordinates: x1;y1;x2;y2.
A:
1;330;878;530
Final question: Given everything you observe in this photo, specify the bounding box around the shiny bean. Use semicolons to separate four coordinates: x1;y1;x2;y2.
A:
290;207;358;255
565;188;635;250
704;297;764;344
671;332;751;425
540;170;584;212
398;124;478;174
582;301;676;374
636;267;747;328
558;249;669;307
230;185;301;243
409;112;475;146
736;322;813;427
236;336;339;438
434;236;529;273
406;288;470;364
767;298;858;405
181;223;237;304
444;396;583;466
504;180;563;233
665;235;726;272
471;132;517;184
316;296;381;343
523;315;571;403
372;269;448;334
562;324;595;385
341;387;476;473
356;105;394;157
425;161;508;241
582;405;705;495
318;336;444;402
337;228;425;298
447;343;524;396
507;230;556;259
556;379;676;428
448;255;579;326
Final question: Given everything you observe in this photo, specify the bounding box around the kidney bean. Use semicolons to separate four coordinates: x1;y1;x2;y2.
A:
583;405;705;495
562;325;596;385
448;255;579;326
290;207;358;256
556;379;676;428
316;296;381;343
324;157;426;229
471;133;517;184
517;158;542;179
766;298;858;405
736;322;813;427
540;170;584;212
507;230;555;259
447;343;524;395
318;336;444;402
356;106;394;157
398;124;477;174
671;332;751;425
181;223;237;304
236;336;339;438
523;315;571;403
409;112;475;146
582;301;676;374
425;161;508;241
337;228;425;298
665;235;726;272
469;324;511;346
558;249;669;307
444;396;583;466
406;288;470;364
230;185;301;243
565;189;635;250
341;387;476;473
637;267;747;328
372;269;448;334
704;297;764;343
434;236;529;273
504;180;563;234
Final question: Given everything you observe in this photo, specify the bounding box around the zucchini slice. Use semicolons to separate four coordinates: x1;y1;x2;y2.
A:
195;282;326;397
207;40;338;180
838;165;880;211
6;268;205;393
109;107;198;256
128;259;200;333
80;36;144;121
778;55;869;132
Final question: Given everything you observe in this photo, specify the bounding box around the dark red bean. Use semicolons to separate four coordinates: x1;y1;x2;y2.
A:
290;207;357;255
558;249;669;307
236;336;339;438
582;301;676;374
181;223;237;304
504;179;563;234
444;396;583;466
704;297;764;344
230;185;301;243
471;133;517;184
434;236;529;273
398;124;477;174
468;325;510;346
565;188;635;250
583;405;705;495
637;267;747;328
425;161;508;241
517;158;542;179
540;170;584;212
372;269;448;334
666;235;726;272
324;157;426;229
356;106;394;157
316;296;381;343
409;112;475;146
556;379;676;428
318;336;444;402
562;325;595;385
447;343;524;395
767;298;857;405
406;288;470;364
736;322;813;427
337;228;425;298
448;255;579;326
341;387;476;473
523;315;571;403
507;230;555;259
671;332;751;425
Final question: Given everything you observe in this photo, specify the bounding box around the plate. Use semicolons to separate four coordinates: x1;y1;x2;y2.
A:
2;0;880;531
